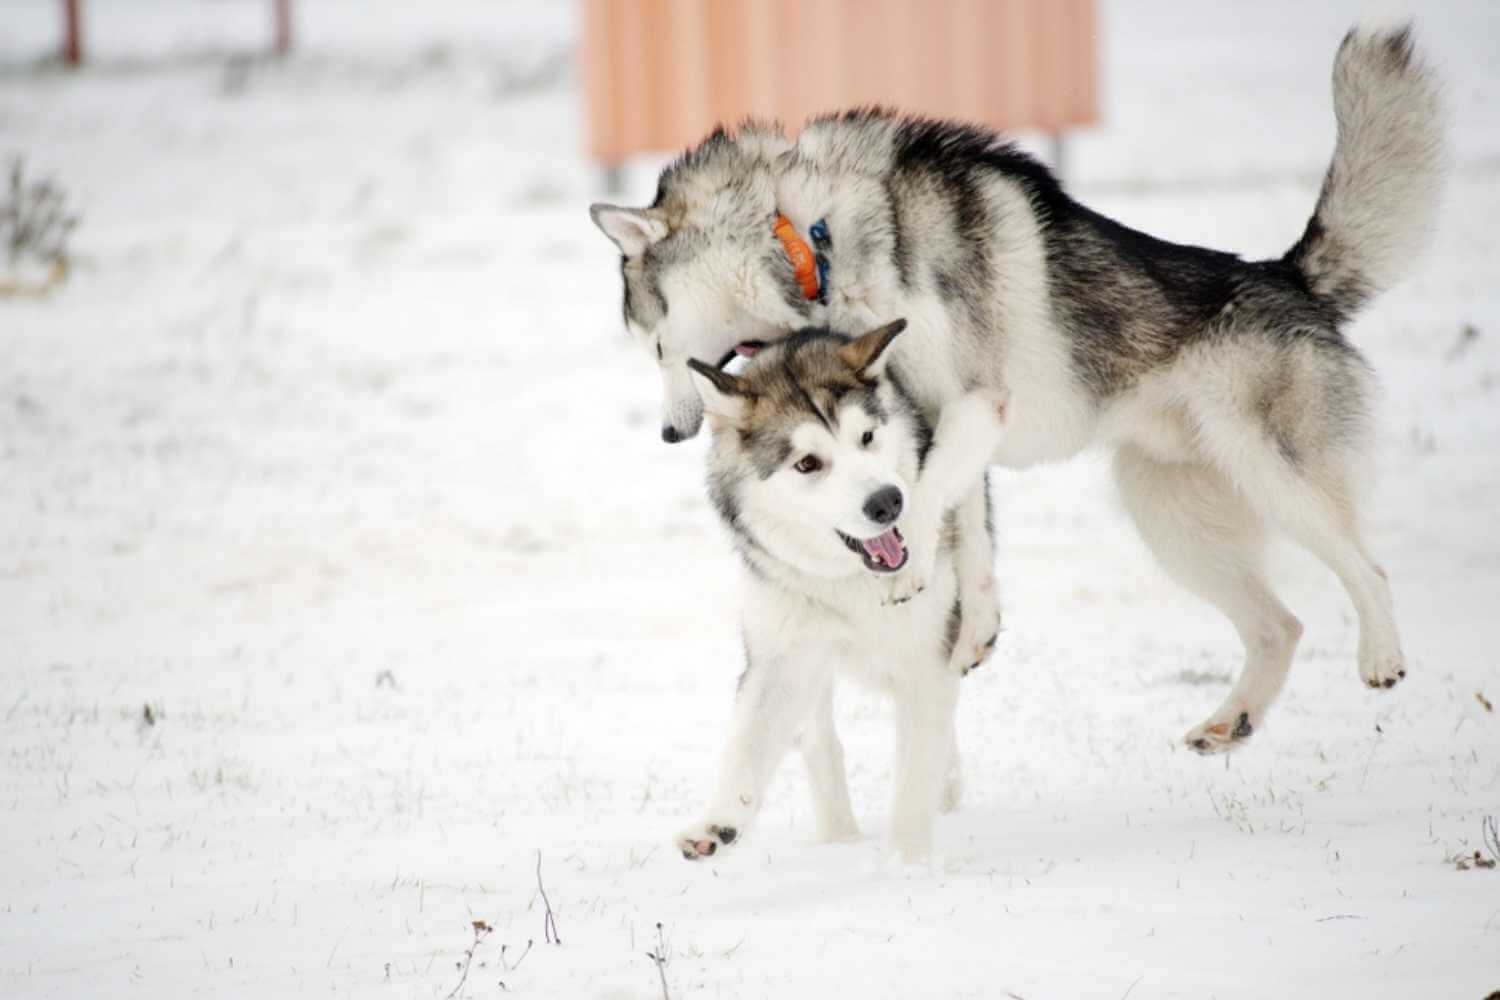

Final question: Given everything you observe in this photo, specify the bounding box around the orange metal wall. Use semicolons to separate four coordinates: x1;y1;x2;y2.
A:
582;0;1098;163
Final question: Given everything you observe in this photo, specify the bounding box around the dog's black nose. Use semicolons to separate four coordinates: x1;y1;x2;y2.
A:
863;486;903;525
661;426;681;444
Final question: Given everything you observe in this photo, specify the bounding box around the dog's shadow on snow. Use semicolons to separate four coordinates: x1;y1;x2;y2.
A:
677;797;1182;915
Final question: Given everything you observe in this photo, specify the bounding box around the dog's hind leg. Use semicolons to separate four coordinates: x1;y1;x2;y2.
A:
1191;375;1406;693
1114;446;1303;753
1234;459;1404;691
795;681;860;843
1291;516;1403;690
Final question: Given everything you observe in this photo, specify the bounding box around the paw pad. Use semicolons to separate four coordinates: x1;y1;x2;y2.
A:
1232;712;1253;739
678;824;739;861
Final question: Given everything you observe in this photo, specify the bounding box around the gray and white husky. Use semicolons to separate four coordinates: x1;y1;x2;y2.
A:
591;27;1444;751
676;320;1006;862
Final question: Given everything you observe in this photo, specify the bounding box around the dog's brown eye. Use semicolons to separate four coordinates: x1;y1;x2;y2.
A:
861;429;875;447
794;455;822;474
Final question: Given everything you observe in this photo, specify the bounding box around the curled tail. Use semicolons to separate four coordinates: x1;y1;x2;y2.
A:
1285;25;1445;323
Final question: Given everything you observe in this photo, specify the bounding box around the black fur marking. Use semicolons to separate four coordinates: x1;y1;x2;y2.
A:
736;636;752;692
828;110;1364;401
743;427;793;480
941;595;963;660
982;476;995;548
890;118;1003;349
1044;202;1249;397
619;257;633;327
1273;432;1299;468
1232;712;1253;740
709;466;773;561
1376;24;1414;70
621;241;673;330
1283;215;1373;325
885;179;913;290
885;369;933;472
652;125;733;208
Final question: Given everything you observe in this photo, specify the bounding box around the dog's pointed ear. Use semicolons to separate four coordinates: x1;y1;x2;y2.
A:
589;203;668;257
687;359;752;427
839;318;907;378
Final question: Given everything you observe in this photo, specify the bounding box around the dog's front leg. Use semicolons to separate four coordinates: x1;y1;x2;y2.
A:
677;646;825;861
889;668;961;862
796;680;859;843
948;485;1002;674
885;392;1004;617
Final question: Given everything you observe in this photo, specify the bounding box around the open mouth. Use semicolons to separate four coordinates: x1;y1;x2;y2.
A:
715;341;768;368
837;526;908;573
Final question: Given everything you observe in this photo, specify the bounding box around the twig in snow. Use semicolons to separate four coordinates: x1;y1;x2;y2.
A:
496;938;531;993
2;159;78;276
1449;818;1500;871
1358;728;1383;790
1446;323;1480;361
536;851;561;944
1120;975;1144;1000
500;940;532;973
645;922;671;1000
444;920;492;1000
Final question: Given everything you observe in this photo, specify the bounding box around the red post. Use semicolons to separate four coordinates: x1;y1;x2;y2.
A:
62;0;82;67
272;0;292;56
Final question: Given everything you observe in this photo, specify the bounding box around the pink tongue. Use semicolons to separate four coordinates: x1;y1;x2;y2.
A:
862;528;903;567
734;343;761;357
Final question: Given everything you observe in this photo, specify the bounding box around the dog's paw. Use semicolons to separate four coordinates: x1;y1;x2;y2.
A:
948;583;1001;674
675;822;739;861
882;564;930;606
958;632;999;676
1184;707;1257;755
1358;644;1407;690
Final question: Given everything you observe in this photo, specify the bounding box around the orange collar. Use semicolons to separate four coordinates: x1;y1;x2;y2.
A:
773;214;821;301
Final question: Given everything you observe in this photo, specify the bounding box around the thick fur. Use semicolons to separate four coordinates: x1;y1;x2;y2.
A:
592;26;1444;749
1286;27;1445;323
677;327;1005;862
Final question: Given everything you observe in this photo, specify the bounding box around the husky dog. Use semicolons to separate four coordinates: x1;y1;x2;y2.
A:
590;28;1444;751
676;320;1006;862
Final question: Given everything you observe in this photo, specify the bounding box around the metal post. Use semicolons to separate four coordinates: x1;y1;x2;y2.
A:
62;0;82;67
603;163;626;197
272;0;292;57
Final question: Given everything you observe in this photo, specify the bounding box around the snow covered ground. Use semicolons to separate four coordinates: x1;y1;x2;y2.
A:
2;2;1497;997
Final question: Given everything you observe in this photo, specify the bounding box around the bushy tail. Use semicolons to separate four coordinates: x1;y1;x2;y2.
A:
1285;25;1445;323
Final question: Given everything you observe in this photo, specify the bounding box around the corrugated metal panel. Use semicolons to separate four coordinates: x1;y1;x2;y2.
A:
582;0;1098;162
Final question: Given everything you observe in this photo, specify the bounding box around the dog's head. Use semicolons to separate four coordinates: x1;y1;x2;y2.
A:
687;320;924;579
590;125;811;444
